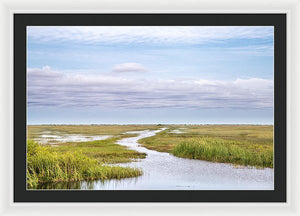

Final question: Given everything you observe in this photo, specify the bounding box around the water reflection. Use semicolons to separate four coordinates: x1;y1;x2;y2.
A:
34;131;113;145
34;180;83;190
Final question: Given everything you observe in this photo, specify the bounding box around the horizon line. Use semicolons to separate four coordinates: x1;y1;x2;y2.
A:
27;123;274;126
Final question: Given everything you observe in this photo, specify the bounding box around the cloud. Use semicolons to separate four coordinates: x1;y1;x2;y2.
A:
27;66;273;109
27;26;273;45
27;66;62;79
112;63;148;73
223;45;274;56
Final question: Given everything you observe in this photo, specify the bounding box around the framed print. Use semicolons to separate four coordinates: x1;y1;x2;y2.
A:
13;13;286;203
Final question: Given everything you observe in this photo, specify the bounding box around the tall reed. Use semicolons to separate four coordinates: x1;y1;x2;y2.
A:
172;137;273;168
27;140;142;188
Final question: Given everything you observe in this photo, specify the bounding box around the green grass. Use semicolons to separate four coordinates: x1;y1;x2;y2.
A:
27;140;142;189
26;125;149;188
27;124;162;139
172;137;273;168
52;134;146;164
27;125;150;164
138;125;273;168
27;124;274;189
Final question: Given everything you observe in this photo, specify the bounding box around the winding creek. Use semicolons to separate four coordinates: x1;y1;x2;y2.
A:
36;128;274;190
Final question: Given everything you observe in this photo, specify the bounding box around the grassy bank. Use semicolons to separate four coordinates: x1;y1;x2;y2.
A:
52;134;146;164
139;125;273;168
27;140;142;188
27;124;162;139
173;137;273;167
27;124;274;189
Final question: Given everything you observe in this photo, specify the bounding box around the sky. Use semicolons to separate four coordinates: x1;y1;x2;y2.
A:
27;26;274;125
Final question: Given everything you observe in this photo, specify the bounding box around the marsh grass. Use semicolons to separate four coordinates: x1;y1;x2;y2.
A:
52;134;146;164
172;137;273;168
27;124;274;189
27;140;142;188
27;124;162;139
139;125;273;168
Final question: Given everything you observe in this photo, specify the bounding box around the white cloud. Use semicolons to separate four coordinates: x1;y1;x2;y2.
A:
27;26;273;45
223;45;274;56
27;66;273;109
112;63;148;73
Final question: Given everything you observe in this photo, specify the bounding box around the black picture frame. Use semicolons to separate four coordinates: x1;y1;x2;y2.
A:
14;13;286;202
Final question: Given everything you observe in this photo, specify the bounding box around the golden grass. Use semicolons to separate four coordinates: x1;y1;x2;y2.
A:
27;140;143;189
52;134;146;164
138;125;273;167
27;124;274;188
173;137;273;168
27;124;162;139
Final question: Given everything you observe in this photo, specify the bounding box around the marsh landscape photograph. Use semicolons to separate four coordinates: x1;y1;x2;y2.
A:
26;26;274;190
